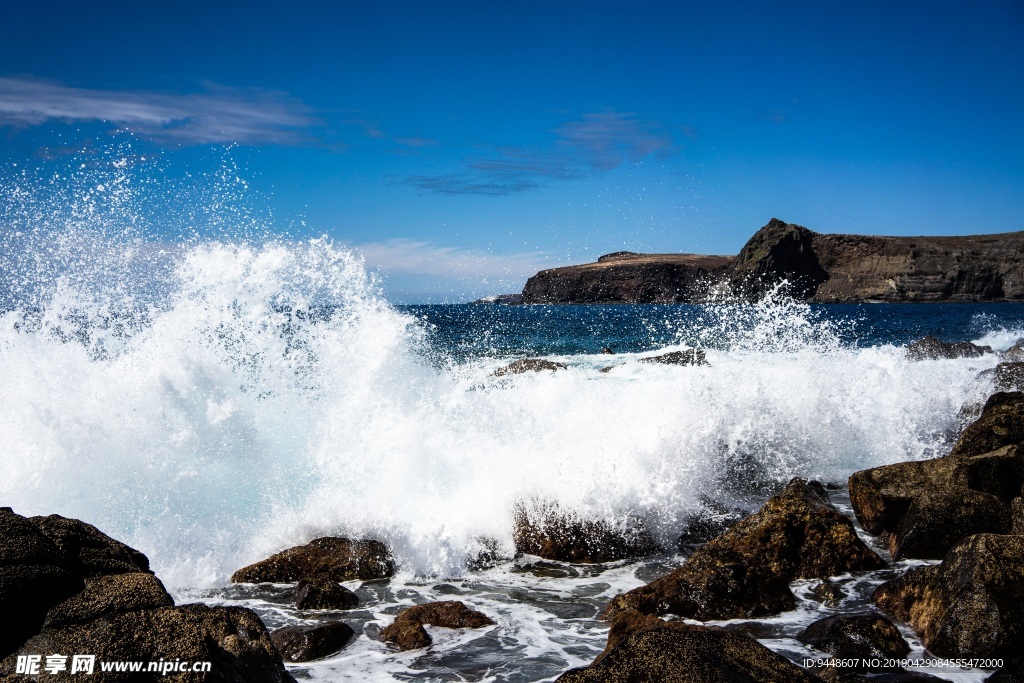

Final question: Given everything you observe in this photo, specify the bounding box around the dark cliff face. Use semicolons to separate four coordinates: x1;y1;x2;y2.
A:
520;219;1024;304
521;253;735;304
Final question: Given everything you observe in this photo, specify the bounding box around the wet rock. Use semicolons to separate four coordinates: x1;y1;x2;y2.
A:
810;579;845;606
906;336;992;361
595;610;702;663
380;600;495;651
28;514;151;576
293;579;359;610
676;499;746;548
465;537;511;571
977;362;1024;392
797;614;910;666
43;572;173;628
849;442;1022;559
639;349;708;366
1013;498;1024;534
603;479;884;621
271;622;355;662
513;502;660;563
601;347;615;354
3;604;295;682
1003;339;1024;361
556;626;819;683
492;358;567;376
231;537;395;583
873;533;1024;659
950;392;1024;457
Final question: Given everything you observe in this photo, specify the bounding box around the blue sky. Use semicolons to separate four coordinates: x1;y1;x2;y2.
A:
1;1;1022;301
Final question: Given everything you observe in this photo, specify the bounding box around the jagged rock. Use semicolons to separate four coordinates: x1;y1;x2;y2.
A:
797;614;910;666
1013;498;1024;534
294;578;359;610
639;349;708;366
603;479;884;621
28;514;151;576
271;622;355;662
951;392;1024;457
977;362;1024;392
492;358;568;376
1004;340;1024;361
555;626;819;683
380;601;495;650
466;537;511;571
906;336;992;361
873;533;1024;659
43;572;173;628
594;610;702;663
513;502;659;563
3;604;294;682
231;537;394;584
810;579;845;607
676;499;746;548
601;347;615;354
730;219;830;299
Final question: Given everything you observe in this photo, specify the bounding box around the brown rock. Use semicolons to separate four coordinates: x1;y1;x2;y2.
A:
873;533;1024;659
43;572;173;628
797;614;910;667
2;604;295;682
950;392;1024;457
977;362;1024;392
271;622;354;662
639;349;708;366
294;578;359;610
1013;498;1024;534
380;601;495;651
231;537;394;584
555;626;819;683
513;502;659;564
28;514;151;576
603;479;884;621
492;358;568;376
595;610;701;663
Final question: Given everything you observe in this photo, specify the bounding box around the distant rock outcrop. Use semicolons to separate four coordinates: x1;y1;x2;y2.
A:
519;218;1024;304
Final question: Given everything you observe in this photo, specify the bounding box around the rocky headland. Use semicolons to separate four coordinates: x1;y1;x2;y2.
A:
520;218;1024;304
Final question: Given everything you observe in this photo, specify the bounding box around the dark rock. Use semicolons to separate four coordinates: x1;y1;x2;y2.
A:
797;614;910;667
676;499;746;548
231;537;394;583
906;336;992;361
522;253;735;304
730;219;829;299
601;347;615;354
603;479;884;621
271;622;355;662
989;658;1024;682
469;294;523;305
873;533;1024;659
29;514;151;576
977;362;1024;392
1013;498;1024;534
639;349;708;366
43;572;173;628
466;537;511;571
1004;340;1024;361
849;441;1023;559
809;579;845;607
595;610;702;663
3;604;294;682
492;358;568;376
555;626;819;683
951;392;1024;457
294;579;359;610
513;502;659;563
380;601;495;651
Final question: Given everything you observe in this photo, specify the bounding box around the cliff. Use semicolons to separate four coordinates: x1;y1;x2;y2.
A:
520;219;1024;304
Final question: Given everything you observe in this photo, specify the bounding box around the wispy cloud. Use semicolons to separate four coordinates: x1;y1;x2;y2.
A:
406;111;677;196
0;77;317;145
356;238;550;279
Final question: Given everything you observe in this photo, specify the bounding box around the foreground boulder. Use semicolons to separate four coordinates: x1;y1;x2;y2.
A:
0;508;293;682
873;533;1024;659
906;336;992;361
231;537;394;583
797;614;909;666
294;578;359;610
513;502;659;563
603;479;884;621
556;626;818;683
271;622;355;662
639;349;708;366
380;601;495;650
849;394;1024;560
492;358;568;376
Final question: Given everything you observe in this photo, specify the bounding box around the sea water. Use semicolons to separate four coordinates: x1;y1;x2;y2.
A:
2;156;1021;681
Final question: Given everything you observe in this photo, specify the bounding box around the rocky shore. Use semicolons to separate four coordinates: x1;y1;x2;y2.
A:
3;340;1023;681
520;219;1024;304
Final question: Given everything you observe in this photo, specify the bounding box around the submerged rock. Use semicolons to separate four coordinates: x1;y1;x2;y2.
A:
492;358;568;376
639;349;708;366
513;502;660;563
271;622;355;662
380;600;495;651
231;537;394;583
294;578;359;610
873;533;1024;659
797;614;910;666
603;479;884;621
555;626;818;683
906;336;992;361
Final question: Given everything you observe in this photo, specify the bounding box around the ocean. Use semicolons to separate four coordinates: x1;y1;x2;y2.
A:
1;238;1021;681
